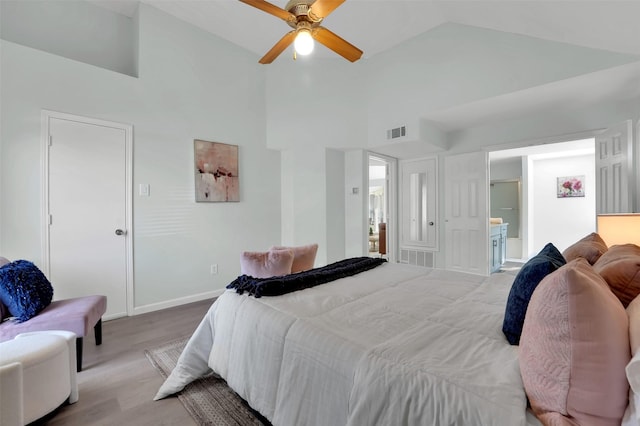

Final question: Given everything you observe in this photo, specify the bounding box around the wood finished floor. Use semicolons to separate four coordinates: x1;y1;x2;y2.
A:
41;299;215;426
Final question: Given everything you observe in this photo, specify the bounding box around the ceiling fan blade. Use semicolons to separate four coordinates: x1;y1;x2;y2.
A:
309;0;345;19
259;31;296;64
313;27;363;62
239;0;295;22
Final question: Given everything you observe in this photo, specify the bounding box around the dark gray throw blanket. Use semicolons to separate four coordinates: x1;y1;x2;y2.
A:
226;257;387;298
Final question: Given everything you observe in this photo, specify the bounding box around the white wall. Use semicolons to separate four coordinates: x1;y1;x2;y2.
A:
0;0;137;76
344;150;367;258
280;147;328;265
265;59;367;151
0;4;281;311
326;149;346;263
529;154;596;256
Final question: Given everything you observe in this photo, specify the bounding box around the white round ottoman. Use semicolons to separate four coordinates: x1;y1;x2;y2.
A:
0;333;73;425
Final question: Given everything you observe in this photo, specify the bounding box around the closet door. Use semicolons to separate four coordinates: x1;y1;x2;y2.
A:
43;111;133;319
400;157;437;250
444;151;489;275
595;120;634;214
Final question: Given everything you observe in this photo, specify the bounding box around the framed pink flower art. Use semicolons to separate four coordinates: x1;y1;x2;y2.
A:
557;175;585;198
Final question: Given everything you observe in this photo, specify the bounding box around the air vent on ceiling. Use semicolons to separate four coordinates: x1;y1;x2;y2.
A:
386;125;406;140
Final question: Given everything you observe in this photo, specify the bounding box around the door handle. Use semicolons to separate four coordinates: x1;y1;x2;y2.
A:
429;222;434;226
115;229;127;236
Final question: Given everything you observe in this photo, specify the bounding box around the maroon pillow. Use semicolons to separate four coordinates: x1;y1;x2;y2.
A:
562;232;608;265
270;244;318;273
593;244;640;307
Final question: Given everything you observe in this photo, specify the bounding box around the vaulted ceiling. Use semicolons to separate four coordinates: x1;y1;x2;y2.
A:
86;0;640;154
91;0;640;59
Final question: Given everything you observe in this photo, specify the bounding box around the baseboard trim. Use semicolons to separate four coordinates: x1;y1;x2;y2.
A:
132;289;226;316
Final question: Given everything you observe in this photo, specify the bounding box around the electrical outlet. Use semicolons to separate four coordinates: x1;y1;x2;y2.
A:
210;264;218;275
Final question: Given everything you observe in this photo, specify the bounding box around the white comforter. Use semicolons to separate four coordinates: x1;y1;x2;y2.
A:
155;263;538;426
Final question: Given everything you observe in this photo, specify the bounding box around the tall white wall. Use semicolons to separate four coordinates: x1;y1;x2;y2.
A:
529;154;596;256
265;58;367;151
0;0;137;76
344;150;367;258
0;4;281;311
326;149;346;263
279;147;328;266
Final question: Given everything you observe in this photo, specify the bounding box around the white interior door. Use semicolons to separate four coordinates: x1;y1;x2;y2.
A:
43;112;132;319
445;151;489;275
400;157;438;250
595;120;634;214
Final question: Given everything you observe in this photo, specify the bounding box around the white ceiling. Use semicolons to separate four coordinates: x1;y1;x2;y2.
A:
91;0;640;59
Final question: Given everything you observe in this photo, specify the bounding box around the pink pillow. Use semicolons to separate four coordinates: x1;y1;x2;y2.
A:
519;258;630;426
628;295;640;356
0;257;9;268
240;249;294;278
270;244;318;273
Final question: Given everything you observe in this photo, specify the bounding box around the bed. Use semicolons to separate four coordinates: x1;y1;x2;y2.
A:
155;261;542;425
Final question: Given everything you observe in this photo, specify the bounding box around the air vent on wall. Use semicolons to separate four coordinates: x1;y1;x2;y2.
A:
386;125;406;140
399;249;434;268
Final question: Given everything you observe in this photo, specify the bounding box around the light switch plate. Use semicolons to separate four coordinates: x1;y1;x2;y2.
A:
139;184;150;197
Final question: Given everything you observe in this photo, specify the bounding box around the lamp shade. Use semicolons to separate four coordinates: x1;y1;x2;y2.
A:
597;214;640;247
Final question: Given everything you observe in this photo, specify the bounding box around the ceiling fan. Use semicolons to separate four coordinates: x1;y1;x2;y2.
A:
239;0;363;64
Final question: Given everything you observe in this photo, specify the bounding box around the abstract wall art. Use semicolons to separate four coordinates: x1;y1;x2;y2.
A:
194;140;239;202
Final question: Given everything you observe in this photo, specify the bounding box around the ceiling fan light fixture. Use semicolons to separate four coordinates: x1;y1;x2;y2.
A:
294;28;314;55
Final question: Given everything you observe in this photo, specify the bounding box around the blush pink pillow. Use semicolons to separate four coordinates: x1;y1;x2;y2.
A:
240;249;294;278
519;258;630;426
628;295;640;356
270;244;318;273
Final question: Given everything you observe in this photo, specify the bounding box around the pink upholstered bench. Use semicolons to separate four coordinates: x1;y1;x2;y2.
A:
0;295;107;372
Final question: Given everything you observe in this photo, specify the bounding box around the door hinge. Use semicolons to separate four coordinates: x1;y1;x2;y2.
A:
49;135;53;146
49;214;53;225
